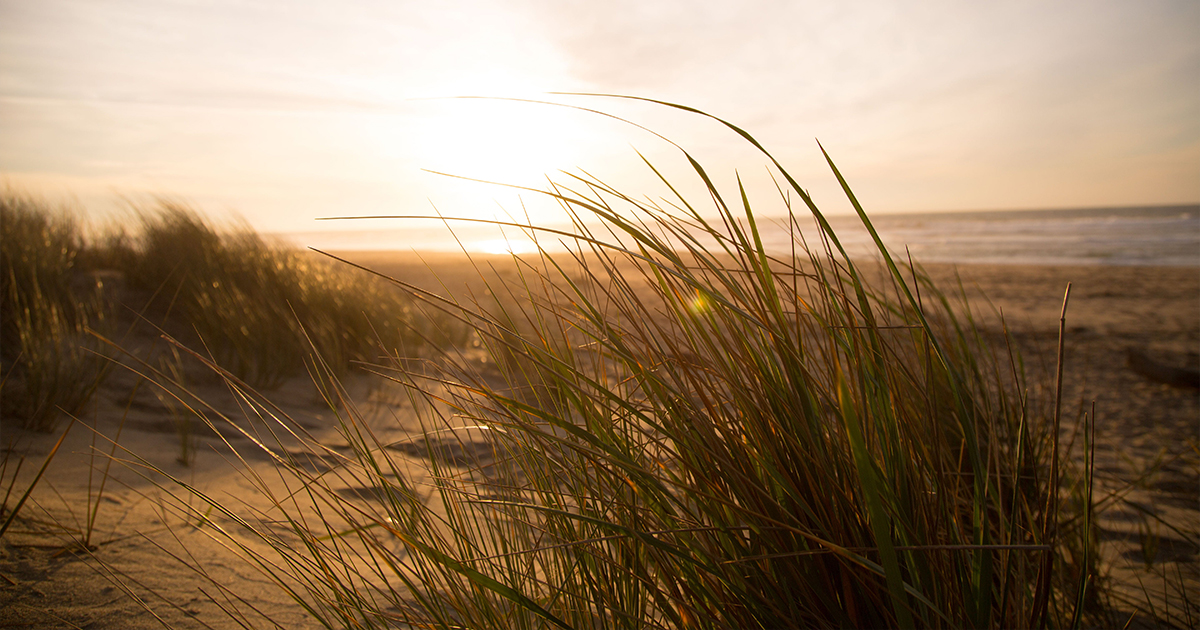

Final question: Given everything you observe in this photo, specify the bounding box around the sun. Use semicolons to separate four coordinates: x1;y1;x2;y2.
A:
412;98;593;189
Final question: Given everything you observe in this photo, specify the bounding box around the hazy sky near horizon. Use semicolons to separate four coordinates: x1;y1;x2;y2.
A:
1;0;1198;234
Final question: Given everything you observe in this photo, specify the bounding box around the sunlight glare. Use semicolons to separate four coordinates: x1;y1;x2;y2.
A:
412;99;592;188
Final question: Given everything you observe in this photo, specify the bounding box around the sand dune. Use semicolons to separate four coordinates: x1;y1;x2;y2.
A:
2;253;1196;628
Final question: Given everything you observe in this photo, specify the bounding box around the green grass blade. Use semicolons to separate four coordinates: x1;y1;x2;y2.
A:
839;377;915;628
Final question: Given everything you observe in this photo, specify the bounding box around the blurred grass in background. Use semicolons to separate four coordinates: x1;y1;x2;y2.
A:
1;195;437;430
1;196;111;431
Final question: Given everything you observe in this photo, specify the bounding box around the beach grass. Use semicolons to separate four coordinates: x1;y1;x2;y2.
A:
112;203;435;388
123;102;1113;628
1;197;443;432
1;196;111;432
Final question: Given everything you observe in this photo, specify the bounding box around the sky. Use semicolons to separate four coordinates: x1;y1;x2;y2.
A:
1;0;1198;241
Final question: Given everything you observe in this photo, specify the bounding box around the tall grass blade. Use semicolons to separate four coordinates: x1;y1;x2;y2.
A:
839;375;915;628
0;418;74;538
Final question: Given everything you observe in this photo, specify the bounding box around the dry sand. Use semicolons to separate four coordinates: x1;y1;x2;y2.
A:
1;251;1196;628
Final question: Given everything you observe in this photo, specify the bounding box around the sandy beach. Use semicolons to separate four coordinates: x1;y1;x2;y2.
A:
2;251;1196;628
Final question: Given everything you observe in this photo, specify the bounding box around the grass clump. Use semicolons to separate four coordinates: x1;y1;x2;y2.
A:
2;196;437;432
147;102;1101;628
1;196;110;431
117;204;425;388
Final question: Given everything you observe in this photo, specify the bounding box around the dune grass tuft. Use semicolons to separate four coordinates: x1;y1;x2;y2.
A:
2;196;441;433
1;196;111;431
115;204;431;388
135;102;1104;628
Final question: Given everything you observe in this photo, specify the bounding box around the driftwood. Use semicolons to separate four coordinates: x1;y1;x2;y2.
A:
1126;348;1200;389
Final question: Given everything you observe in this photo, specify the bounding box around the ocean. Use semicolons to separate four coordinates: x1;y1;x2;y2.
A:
282;204;1200;267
